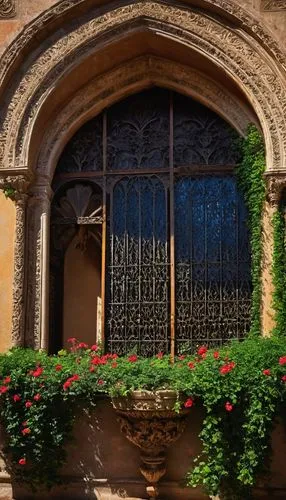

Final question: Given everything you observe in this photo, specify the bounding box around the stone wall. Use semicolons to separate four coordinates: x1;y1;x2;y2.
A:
0;400;285;499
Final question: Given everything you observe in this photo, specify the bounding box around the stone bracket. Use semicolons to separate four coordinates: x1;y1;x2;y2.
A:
265;171;286;207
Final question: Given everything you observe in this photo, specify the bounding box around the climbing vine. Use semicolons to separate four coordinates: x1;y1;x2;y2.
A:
236;125;266;336
272;208;286;335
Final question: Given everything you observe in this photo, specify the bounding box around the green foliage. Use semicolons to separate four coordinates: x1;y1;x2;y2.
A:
236;125;266;336
272;209;286;335
3;185;16;199
1;338;286;498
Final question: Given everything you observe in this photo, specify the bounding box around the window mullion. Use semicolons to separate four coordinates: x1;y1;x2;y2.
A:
169;92;176;361
101;111;107;349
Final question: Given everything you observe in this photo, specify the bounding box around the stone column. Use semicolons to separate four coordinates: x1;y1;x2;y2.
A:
262;172;286;336
26;175;53;350
0;173;32;346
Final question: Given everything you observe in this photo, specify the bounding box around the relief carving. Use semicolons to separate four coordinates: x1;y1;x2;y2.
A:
0;173;32;346
0;0;16;18
38;56;254;178
265;172;286;207
262;0;286;11
0;1;285;175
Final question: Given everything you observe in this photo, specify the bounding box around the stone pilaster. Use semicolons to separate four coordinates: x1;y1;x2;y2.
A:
26;175;53;350
261;172;286;336
0;173;32;346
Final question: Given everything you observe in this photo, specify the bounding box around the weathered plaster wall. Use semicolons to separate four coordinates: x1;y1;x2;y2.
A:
0;192;14;351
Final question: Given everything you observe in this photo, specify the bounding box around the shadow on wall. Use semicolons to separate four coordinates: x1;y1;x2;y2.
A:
7;398;206;499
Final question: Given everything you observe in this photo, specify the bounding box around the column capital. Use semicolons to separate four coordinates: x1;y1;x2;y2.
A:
264;171;286;208
0;172;33;202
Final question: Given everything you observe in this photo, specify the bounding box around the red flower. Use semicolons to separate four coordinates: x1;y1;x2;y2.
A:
213;351;220;359
111;362;118;368
3;376;11;385
89;366;95;373
90;344;98;352
31;367;43;378
25;401;32;408
156;352;164;359
263;369;271;376
220;362;236;375
225;401;233;412
22;428;31;435
55;364;62;371
279;356;286;365
33;394;41;401
18;458;26;465
13;394;21;402
188;362;195;370
184;398;194;408
112;354;118;359
282;375;286;382
198;346;208;356
0;386;9;394
128;354;138;363
178;355;186;361
67;337;77;344
97;379;104;385
77;342;88;349
63;374;80;391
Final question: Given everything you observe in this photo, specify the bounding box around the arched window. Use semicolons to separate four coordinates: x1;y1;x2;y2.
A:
51;88;251;355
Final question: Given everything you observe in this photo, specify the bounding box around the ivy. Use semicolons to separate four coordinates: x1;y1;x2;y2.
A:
272;209;286;335
236;125;266;336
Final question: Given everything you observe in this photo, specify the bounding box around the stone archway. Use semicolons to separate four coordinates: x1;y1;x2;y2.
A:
0;0;286;348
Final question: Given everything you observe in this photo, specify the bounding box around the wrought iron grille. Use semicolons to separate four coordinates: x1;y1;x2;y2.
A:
52;87;252;355
106;176;169;355
175;176;251;352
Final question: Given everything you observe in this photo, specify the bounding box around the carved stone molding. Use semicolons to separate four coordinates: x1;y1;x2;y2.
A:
25;176;53;349
38;56;255;179
0;0;16;18
262;0;286;11
0;1;284;175
0;172;32;346
265;172;286;207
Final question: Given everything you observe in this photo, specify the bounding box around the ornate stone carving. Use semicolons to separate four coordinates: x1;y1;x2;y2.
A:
262;0;286;11
265;172;286;207
0;1;285;176
0;173;32;346
0;0;16;18
112;391;190;499
38;56;255;178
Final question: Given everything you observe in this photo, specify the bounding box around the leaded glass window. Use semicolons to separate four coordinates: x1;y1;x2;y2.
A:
52;88;252;355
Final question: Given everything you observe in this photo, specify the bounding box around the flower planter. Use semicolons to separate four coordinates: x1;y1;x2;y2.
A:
111;390;190;499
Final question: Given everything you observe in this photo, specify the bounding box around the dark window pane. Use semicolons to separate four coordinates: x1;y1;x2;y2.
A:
107;89;169;170
175;176;251;352
56;117;103;174
174;94;240;166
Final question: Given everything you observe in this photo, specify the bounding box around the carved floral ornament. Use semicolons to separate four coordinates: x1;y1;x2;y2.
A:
0;173;32;200
0;1;285;177
0;0;16;19
38;56;255;178
265;172;286;207
262;0;286;11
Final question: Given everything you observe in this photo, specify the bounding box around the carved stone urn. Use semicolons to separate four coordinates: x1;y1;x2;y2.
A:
111;390;190;499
